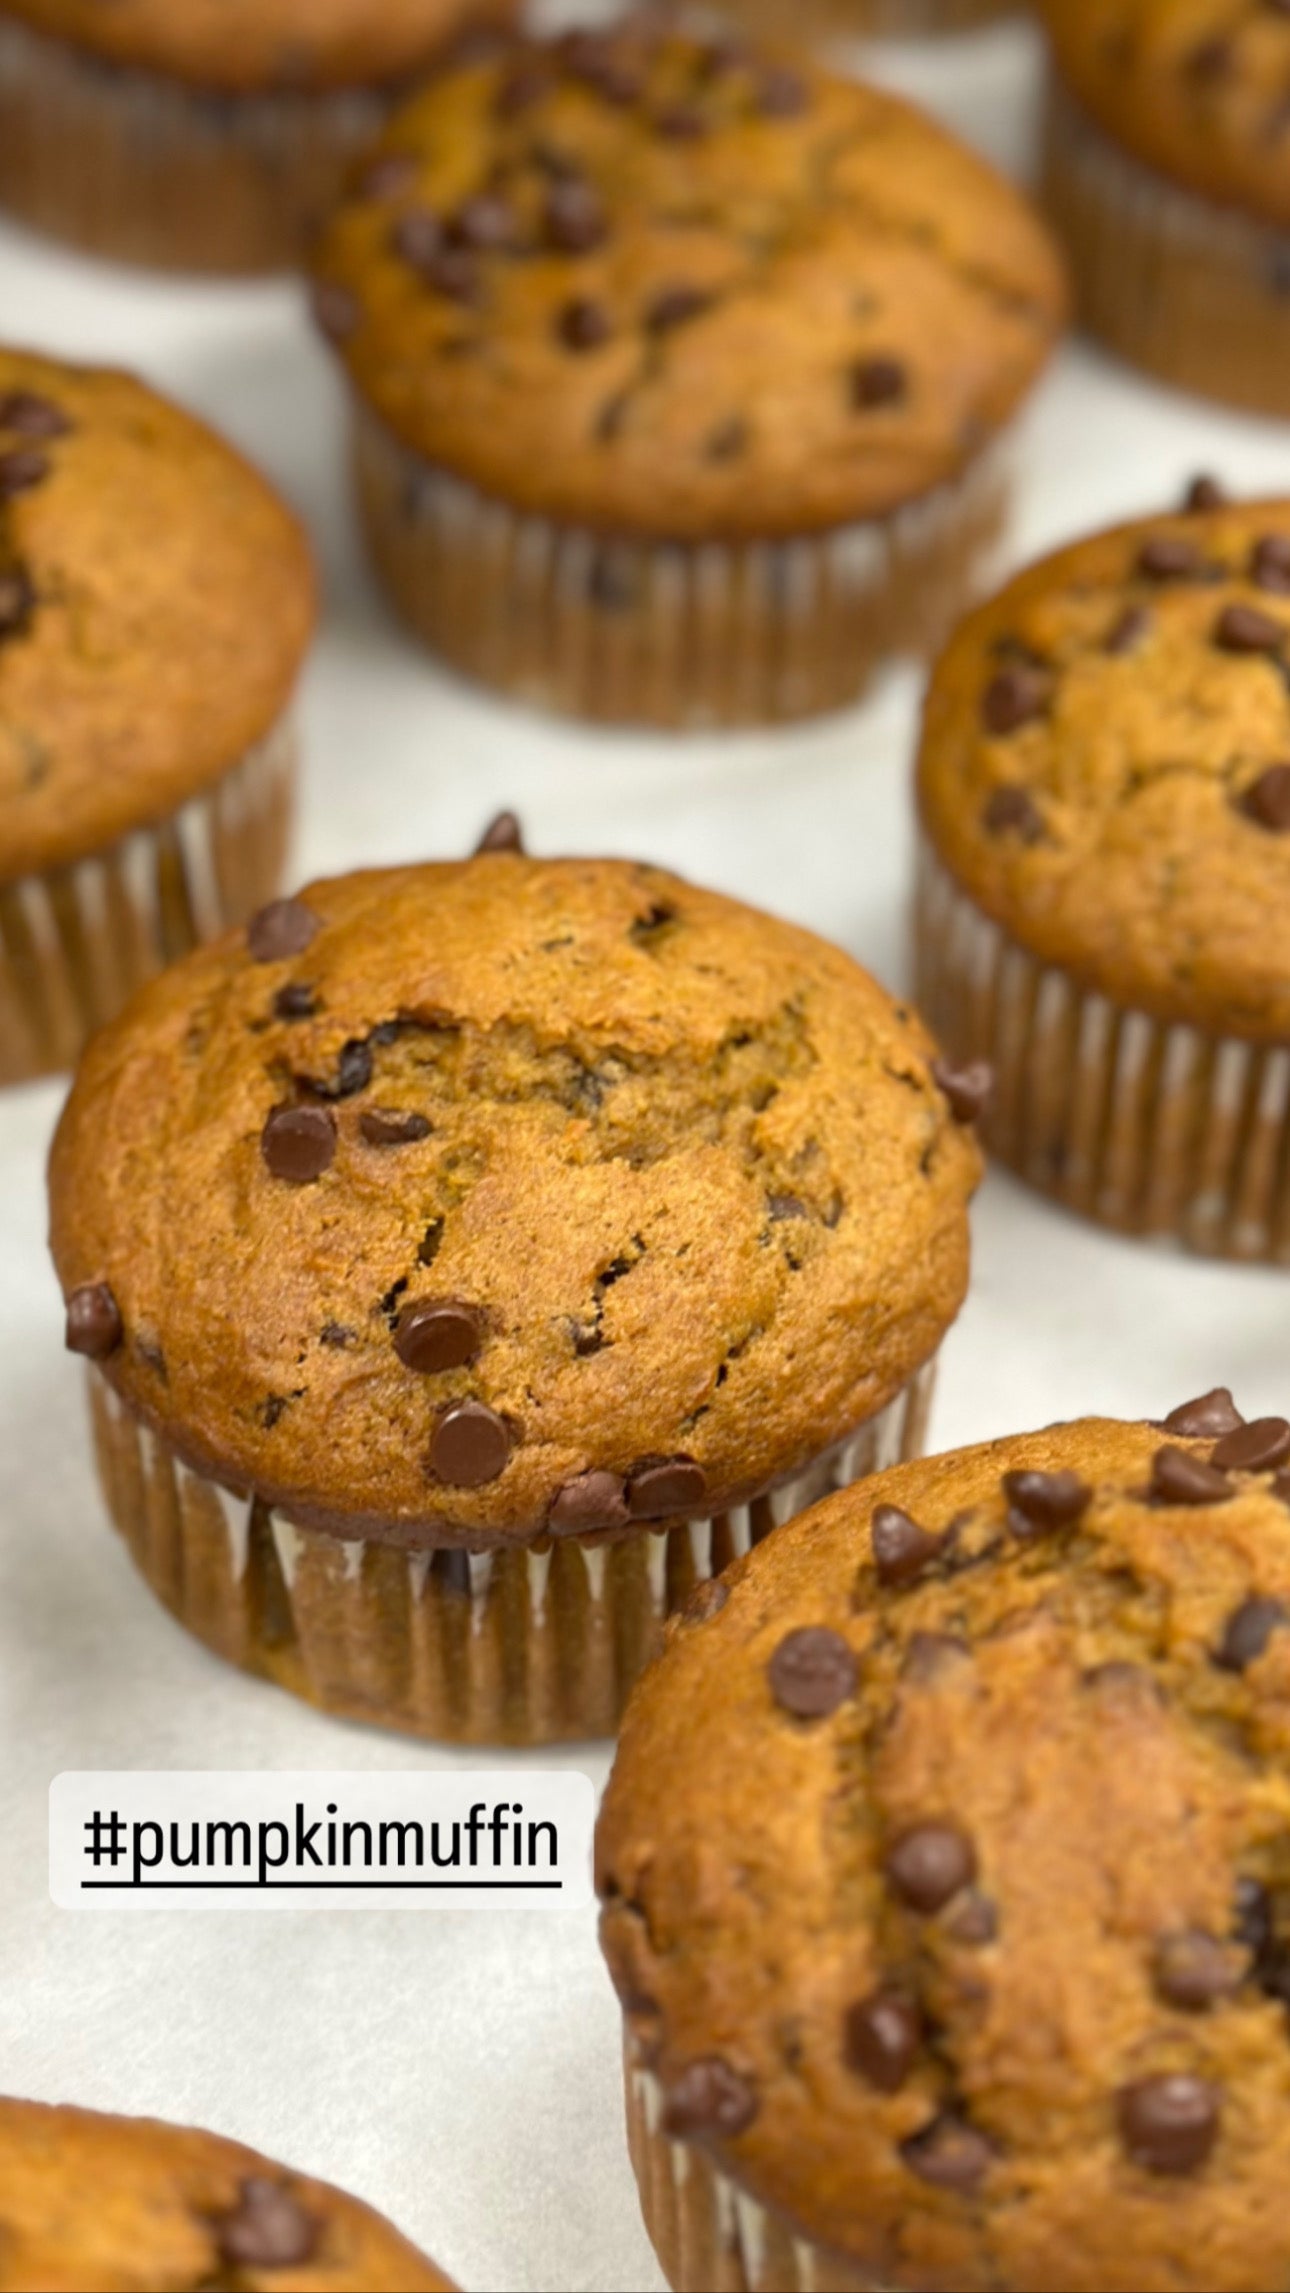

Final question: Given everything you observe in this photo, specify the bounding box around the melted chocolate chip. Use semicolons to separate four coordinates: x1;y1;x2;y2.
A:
260;1104;336;1184
662;2058;758;2139
311;281;360;341
1252;535;1290;595
902;1632;970;1684
1212;1416;1290;1471
645;284;713;334
1163;1388;1244;1438
981;665;1052;734
475;809;524;853
1234;1876;1272;1957
1215;602;1283;654
982;784;1044;841
1118;2076;1220;2176
1184;475;1226;512
549;1469;630;1535
273;982;317;1022
766;1627;857;1719
65;1281;122;1359
395;1299;484;1375
627;1458;706;1518
1239;765;1290;830
1216;1596;1290;1673
901;2116;992;2192
1105;605;1150;655
872;1505;945;1588
0;448;48;497
1138;535;1203;580
247;899;320;963
448;194;519;251
545;178;606;252
945;1890;999;1945
0;566;33;635
216;2179;318;2270
0;391;70;439
886;1823;976;1915
1154;1930;1241;2011
1002;1468;1091;1537
310;1039;372;1101
844;1991;922;2092
429;1400;511;1487
683;1576;729;1625
1149;1446;1234;1506
557;296;612;350
931;1059;993;1125
360;1108;431;1147
851;356;907;410
653;103;708;140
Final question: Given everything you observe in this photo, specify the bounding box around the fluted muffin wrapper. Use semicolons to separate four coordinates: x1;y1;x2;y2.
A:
86;1357;936;1747
1042;74;1290;418
914;835;1290;1262
351;404;1009;730
0;14;398;274
0;718;294;1088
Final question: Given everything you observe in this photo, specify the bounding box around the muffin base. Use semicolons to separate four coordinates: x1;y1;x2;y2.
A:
914;837;1290;1262
1042;75;1290;417
0;721;294;1088
86;1359;935;1746
352;406;1009;729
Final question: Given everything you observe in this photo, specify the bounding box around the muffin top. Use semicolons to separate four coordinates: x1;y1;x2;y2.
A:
0;347;314;883
0;2097;451;2291
310;26;1066;543
1043;1;1290;230
599;1396;1290;2293
0;1;513;94
48;850;980;1549
918;494;1290;1038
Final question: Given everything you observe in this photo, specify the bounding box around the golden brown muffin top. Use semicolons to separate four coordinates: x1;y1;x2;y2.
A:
0;2097;451;2291
917;493;1290;1039
599;1396;1290;2293
310;26;1066;544
48;850;980;1549
1043;0;1290;231
0;0;512;94
0;347;314;884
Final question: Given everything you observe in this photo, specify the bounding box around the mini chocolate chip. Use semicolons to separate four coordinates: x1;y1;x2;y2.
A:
662;2058;757;2139
1240;765;1290;830
260;1104;336;1184
1138;535;1203;580
653;103;707;139
872;1505;945;1588
273;981;316;1021
65;1281;122;1359
247;899;320;962
628;1458;707;1518
1253;535;1290;595
982;784;1044;842
981;665;1052;734
945;1890;999;1945
357;151;418;201
844;1991;922;2092
901;2116;992;2192
1216;1596;1290;1672
1105;604;1151;655
1212;1416;1290;1471
758;67;808;117
1118;2076;1220;2176
395;1298;484;1375
0;448;48;497
216;2179;318;2270
0;567;33;634
1150;1446;1234;1506
1164;1387;1244;1438
931;1058;993;1125
1154;1930;1241;2011
0;391;70;438
320;1322;355;1348
475;809;524;853
767;1627;858;1719
1002;1468;1091;1537
548;1469;630;1535
557;296;612;350
767;1192;808;1221
1215;602;1283;654
312;1039;372;1100
645;284;713;333
360;1108;431;1147
851;356;907;410
1185;474;1226;511
430;1400;511;1486
545;177;606;252
683;1576;729;1624
448;194;520;251
886;1823;976;1915
311;281;359;341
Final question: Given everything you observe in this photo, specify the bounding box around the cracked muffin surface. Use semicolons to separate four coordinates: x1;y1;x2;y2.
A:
48;853;979;1547
599;1398;1290;2293
0;347;315;882
0;0;509;93
0;2097;452;2290
310;25;1066;543
917;496;1290;1038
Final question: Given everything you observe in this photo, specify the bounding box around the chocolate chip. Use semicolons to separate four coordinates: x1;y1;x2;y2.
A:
494;62;552;116
559;34;643;105
1215;602;1283;654
216;2179;318;2270
320;1322;355;1348
311;281;360;341
1118;2076;1220;2176
0;567;34;635
902;1631;970;1684
982;784;1044;841
1234;1876;1272;1956
900;2116;992;2192
851;356;907;410
1154;1930;1241;2010
273;982;316;1022
312;1039;372;1100
0;448;48;497
260;1104;336;1184
394;210;479;302
548;1469;630;1535
1184;475;1226;512
1163;1388;1244;1438
545;178;606;252
1002;1468;1091;1537
872;1505;945;1588
451;197;518;253
682;1576;729;1626
945;1890;998;1945
844;1991;922;2092
1186;34;1232;80
395;1299;484;1375
1212;1416;1290;1471
705;415;747;462
981;666;1052;734
360;1108;431;1147
653;103;707;139
758;67;808;117
886;1823;976;1915
0;390;70;438
475;809;524;853
662;2058;757;2140
1240;765;1290;830
1252;535;1290;595
65;1281;122;1359
767;1627;857;1719
1138;535;1204;580
627;1458;707;1518
931;1058;992;1125
557;296;612;350
429;1400;511;1486
247;899;320;962
1150;1446;1234;1506
392;206;442;268
1216;1596;1290;1673
1104;605;1150;655
645;284;713;334
356;151;418;201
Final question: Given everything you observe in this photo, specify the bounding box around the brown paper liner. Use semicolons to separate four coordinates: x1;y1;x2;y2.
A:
0;720;294;1087
1042;74;1290;417
914;836;1290;1262
352;405;1009;729
86;1358;936;1747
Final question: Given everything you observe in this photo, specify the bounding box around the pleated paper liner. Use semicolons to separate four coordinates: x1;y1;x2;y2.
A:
352;406;1009;729
914;837;1290;1263
87;1359;935;1747
0;719;295;1088
626;2054;881;2293
1042;74;1290;418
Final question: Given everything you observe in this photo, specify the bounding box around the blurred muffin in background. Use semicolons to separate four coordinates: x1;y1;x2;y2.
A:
0;345;314;1085
1042;0;1290;414
310;22;1066;729
0;0;518;274
733;0;1009;44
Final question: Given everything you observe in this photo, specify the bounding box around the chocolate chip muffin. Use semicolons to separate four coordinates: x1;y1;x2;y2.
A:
0;2097;452;2289
913;487;1290;1261
310;23;1066;728
0;1;518;274
0;346;314;1087
1041;0;1290;413
48;835;981;1744
599;1391;1290;2293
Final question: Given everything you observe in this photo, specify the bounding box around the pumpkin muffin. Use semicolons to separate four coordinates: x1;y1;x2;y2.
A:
1041;0;1290;414
0;2096;452;2290
599;1392;1290;2293
309;23;1066;728
47;836;982;1745
913;487;1290;1261
0;346;313;1088
0;0;518;275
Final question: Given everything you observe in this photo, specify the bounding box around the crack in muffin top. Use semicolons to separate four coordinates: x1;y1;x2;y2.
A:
310;26;1066;543
598;1403;1290;2293
48;855;980;1547
0;347;315;883
917;496;1290;1037
0;1;515;93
